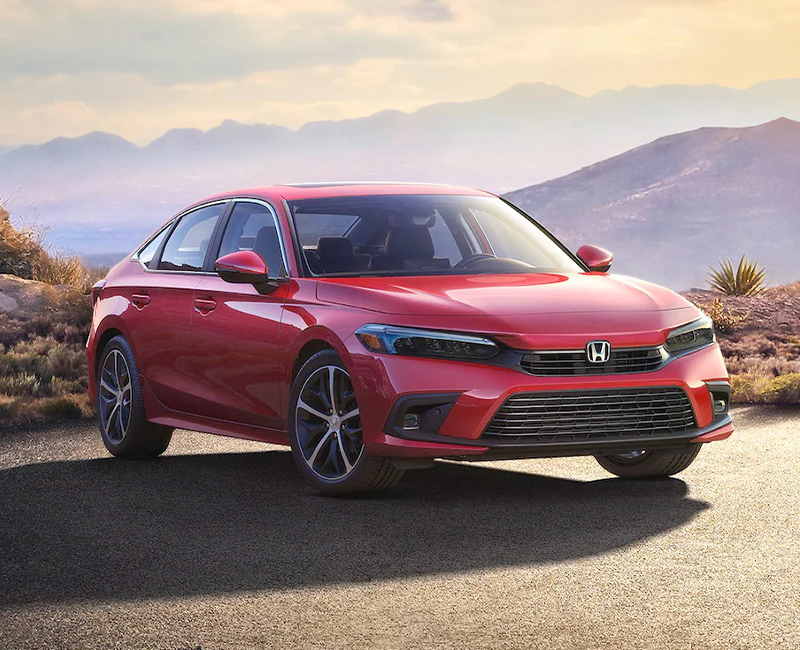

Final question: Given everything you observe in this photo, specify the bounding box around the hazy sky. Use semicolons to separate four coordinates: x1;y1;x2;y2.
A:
1;0;799;146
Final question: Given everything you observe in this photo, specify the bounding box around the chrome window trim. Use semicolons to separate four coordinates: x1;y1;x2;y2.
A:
131;198;290;278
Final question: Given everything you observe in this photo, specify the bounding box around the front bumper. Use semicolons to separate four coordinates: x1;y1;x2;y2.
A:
372;412;733;461
346;339;732;460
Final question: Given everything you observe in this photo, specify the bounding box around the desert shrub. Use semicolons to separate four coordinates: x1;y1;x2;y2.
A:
699;298;747;332
758;373;800;404
708;256;767;296
50;376;86;396
0;373;43;396
38;396;85;420
730;373;770;403
0;205;91;290
724;356;800;378
0;395;16;420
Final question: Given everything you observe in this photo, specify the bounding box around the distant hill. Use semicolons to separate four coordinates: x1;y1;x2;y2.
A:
505;118;800;289
1;79;800;257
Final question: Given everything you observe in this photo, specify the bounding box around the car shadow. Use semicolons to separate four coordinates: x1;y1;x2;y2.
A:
0;451;708;605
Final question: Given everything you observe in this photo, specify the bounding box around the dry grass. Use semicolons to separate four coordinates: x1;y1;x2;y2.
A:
0;287;94;426
0;205;99;292
1;205;98;426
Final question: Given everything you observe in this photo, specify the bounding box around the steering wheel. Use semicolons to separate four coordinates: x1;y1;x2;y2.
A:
453;253;496;270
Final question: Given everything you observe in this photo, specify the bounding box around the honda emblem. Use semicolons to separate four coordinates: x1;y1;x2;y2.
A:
586;340;611;363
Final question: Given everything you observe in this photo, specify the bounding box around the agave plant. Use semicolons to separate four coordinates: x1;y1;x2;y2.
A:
708;256;767;296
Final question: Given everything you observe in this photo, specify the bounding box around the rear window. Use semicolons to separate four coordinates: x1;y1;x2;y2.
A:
295;214;359;246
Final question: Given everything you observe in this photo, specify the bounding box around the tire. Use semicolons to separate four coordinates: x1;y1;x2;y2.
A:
288;349;404;496
595;445;702;479
96;335;173;459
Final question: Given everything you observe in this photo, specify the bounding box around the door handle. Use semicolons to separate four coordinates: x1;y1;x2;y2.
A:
131;292;150;309
194;296;217;314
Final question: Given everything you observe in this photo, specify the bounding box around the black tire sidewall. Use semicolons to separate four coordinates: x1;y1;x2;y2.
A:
97;335;171;458
595;444;702;478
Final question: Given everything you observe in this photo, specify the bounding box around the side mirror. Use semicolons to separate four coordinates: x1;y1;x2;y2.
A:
577;244;613;273
215;251;278;293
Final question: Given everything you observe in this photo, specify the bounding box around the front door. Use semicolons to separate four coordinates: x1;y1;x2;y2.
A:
187;201;289;429
125;202;226;413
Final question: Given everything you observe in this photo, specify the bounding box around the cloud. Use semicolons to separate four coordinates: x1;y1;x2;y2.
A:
0;1;433;84
403;1;456;23
0;0;799;146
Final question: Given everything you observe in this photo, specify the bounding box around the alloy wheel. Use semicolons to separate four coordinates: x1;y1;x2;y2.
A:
295;365;363;480
99;349;133;443
609;449;648;463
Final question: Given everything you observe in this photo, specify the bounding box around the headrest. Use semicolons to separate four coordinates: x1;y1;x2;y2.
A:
384;226;434;260
317;236;354;262
253;226;284;275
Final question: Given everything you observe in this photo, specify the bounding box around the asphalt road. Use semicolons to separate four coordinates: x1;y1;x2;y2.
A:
0;406;798;650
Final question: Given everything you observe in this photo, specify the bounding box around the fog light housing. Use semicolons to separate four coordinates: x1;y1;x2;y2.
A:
403;413;421;429
706;381;730;418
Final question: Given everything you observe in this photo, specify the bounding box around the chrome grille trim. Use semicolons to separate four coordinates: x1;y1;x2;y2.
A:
520;347;666;376
483;387;696;444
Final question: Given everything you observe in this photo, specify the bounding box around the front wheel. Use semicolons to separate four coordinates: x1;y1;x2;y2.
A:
288;350;404;496
595;445;702;479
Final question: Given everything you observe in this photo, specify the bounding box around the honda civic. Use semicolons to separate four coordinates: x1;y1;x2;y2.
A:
87;183;732;494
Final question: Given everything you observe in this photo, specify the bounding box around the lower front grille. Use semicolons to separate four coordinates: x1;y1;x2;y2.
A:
483;387;696;444
520;347;665;376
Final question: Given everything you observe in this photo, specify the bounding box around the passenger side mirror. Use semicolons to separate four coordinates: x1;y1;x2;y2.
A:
576;244;613;273
215;251;278;293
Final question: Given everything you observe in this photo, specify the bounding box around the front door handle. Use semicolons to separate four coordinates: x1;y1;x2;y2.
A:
131;292;150;309
194;296;217;314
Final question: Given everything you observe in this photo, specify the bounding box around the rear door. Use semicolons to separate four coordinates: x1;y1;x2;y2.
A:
124;201;227;413
187;200;290;429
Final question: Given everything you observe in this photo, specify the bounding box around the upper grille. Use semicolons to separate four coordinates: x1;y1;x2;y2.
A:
520;347;665;376
483;387;696;444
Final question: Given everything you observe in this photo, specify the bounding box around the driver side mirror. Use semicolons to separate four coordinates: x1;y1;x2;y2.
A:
576;244;613;273
215;251;279;293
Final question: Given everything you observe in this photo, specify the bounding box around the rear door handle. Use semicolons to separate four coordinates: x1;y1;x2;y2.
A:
131;292;150;308
194;296;217;314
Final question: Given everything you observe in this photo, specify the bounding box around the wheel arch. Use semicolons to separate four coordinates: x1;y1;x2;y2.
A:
283;326;356;423
292;339;337;383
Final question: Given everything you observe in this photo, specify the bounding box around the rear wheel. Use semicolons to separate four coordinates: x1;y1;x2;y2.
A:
97;335;172;458
595;445;702;478
289;350;404;496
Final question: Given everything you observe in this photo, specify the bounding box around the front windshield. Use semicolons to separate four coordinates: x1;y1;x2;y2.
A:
289;194;582;277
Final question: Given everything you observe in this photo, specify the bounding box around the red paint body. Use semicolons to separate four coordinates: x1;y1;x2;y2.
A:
87;184;732;459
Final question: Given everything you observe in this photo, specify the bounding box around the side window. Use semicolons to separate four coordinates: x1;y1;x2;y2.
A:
218;202;285;277
470;208;560;268
159;204;224;272
136;224;170;269
428;212;463;265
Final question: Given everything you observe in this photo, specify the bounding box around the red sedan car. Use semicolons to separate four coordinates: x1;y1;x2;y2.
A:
87;183;733;494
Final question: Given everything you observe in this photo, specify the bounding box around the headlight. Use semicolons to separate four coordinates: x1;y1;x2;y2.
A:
355;324;499;360
664;316;715;354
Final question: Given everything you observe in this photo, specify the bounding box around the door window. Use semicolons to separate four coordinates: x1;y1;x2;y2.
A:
159;204;224;272
218;202;285;277
136;224;170;269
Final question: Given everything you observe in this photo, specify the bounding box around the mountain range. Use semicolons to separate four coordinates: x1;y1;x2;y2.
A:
1;79;799;288
506;118;800;289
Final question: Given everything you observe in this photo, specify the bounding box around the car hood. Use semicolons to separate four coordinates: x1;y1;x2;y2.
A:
316;273;702;348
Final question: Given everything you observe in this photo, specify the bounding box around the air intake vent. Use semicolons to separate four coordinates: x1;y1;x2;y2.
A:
483;387;695;444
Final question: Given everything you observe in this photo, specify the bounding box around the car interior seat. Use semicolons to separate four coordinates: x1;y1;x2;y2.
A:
316;237;370;274
370;225;450;271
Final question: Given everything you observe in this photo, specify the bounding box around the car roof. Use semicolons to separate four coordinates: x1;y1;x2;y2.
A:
201;182;494;203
